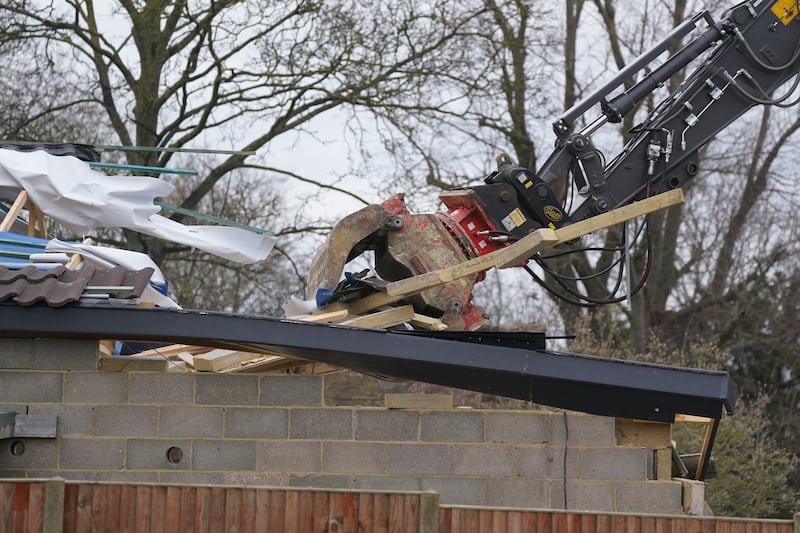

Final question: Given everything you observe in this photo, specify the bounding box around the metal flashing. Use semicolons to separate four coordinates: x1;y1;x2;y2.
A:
0;412;58;439
0;303;736;424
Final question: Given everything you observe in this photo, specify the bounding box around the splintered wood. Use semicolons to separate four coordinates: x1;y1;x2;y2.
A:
100;342;340;375
326;188;684;317
99;189;683;374
0;189;47;238
384;188;684;298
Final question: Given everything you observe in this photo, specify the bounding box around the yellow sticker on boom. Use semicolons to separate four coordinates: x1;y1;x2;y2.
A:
508;208;527;227
771;0;798;25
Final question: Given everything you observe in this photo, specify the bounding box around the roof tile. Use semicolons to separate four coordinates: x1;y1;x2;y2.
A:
0;265;153;307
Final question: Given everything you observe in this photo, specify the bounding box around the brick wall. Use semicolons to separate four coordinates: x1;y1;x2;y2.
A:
0;338;689;514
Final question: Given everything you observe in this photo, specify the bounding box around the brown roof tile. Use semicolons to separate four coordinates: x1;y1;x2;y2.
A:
0;265;65;283
0;265;154;307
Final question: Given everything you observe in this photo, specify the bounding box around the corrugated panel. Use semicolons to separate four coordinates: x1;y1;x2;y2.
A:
438;507;794;533
0;265;153;307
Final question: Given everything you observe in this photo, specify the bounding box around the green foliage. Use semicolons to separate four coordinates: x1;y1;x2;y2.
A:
675;394;800;518
566;315;727;370
566;320;799;518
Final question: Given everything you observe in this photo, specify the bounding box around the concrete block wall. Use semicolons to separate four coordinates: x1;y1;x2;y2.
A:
0;338;685;514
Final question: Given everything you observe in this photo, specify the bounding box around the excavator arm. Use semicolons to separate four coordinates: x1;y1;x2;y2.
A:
470;0;800;232
556;0;800;222
307;0;800;329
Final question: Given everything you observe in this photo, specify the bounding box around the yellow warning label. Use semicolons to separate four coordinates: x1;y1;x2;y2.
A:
524;181;533;189
508;208;527;227
771;0;798;25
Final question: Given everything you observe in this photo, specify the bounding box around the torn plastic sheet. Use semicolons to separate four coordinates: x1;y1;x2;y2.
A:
0;148;274;264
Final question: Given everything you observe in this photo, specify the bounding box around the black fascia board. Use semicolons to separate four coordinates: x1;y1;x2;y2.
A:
0;303;736;422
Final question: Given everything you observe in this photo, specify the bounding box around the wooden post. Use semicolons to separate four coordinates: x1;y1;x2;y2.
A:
27;202;38;237
43;477;65;533
419;491;440;533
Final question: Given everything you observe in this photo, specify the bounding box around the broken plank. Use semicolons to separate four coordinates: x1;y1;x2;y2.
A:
385;229;558;297
695;417;719;480
287;309;348;323
130;344;211;358
0;189;28;232
324;291;402;316
219;354;343;374
219;354;291;373
341;305;415;329
385;189;684;298
211;342;291;359
674;414;713;424
65;253;83;269
176;351;195;369
194;348;268;372
329;191;683;314
98;339;115;356
542;188;684;254
410;313;447;331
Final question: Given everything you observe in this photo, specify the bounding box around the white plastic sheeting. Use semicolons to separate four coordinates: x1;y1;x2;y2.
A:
0;148;274;264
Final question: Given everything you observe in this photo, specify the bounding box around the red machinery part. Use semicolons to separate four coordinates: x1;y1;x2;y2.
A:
439;189;509;260
376;194;489;330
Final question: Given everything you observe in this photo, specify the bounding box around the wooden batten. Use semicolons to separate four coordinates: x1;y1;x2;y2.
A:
0;190;29;232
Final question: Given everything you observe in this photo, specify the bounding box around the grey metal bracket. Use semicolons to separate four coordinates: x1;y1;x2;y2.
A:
0;412;58;439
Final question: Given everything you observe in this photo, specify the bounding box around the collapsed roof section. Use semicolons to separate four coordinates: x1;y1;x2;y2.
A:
0;145;735;482
0;303;736;425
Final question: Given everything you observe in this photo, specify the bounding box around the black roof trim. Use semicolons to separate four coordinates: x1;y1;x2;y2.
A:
0;303;735;422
